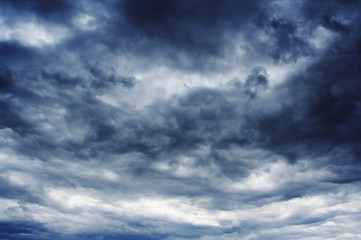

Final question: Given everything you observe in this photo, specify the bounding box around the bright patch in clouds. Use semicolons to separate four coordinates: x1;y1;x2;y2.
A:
0;20;68;47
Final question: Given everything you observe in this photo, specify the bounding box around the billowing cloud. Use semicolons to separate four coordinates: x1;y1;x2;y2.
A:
1;0;361;239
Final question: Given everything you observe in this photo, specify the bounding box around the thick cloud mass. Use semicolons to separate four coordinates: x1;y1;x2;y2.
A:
1;0;361;239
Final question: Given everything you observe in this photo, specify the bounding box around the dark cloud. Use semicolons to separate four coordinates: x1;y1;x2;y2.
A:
246;16;313;63
0;221;55;240
117;0;263;55
84;62;137;89
244;66;269;98
0;65;14;92
0;100;32;134
267;18;312;62
1;0;361;239
0;67;33;133
0;221;168;240
59;0;269;72
248;19;361;163
0;0;76;24
0;42;39;68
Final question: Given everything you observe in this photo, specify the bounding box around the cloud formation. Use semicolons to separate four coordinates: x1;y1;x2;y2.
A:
1;0;361;239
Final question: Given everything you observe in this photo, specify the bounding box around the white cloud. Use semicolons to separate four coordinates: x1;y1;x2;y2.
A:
0;19;68;47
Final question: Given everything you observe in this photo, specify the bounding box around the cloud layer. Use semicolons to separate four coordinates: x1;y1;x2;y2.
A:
1;0;361;239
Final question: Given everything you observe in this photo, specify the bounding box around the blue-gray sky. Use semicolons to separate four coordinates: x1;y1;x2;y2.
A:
1;0;361;239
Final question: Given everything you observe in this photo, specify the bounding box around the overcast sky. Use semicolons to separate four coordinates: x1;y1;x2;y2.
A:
1;0;361;239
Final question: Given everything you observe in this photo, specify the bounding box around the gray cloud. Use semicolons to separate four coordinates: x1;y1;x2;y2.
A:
1;0;361;239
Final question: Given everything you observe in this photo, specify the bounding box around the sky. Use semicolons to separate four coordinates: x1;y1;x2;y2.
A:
0;0;361;239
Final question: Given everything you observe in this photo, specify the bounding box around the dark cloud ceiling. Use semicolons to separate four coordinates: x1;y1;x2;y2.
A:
1;0;361;239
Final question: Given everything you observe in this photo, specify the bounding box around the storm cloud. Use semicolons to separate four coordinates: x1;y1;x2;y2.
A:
1;0;361;239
